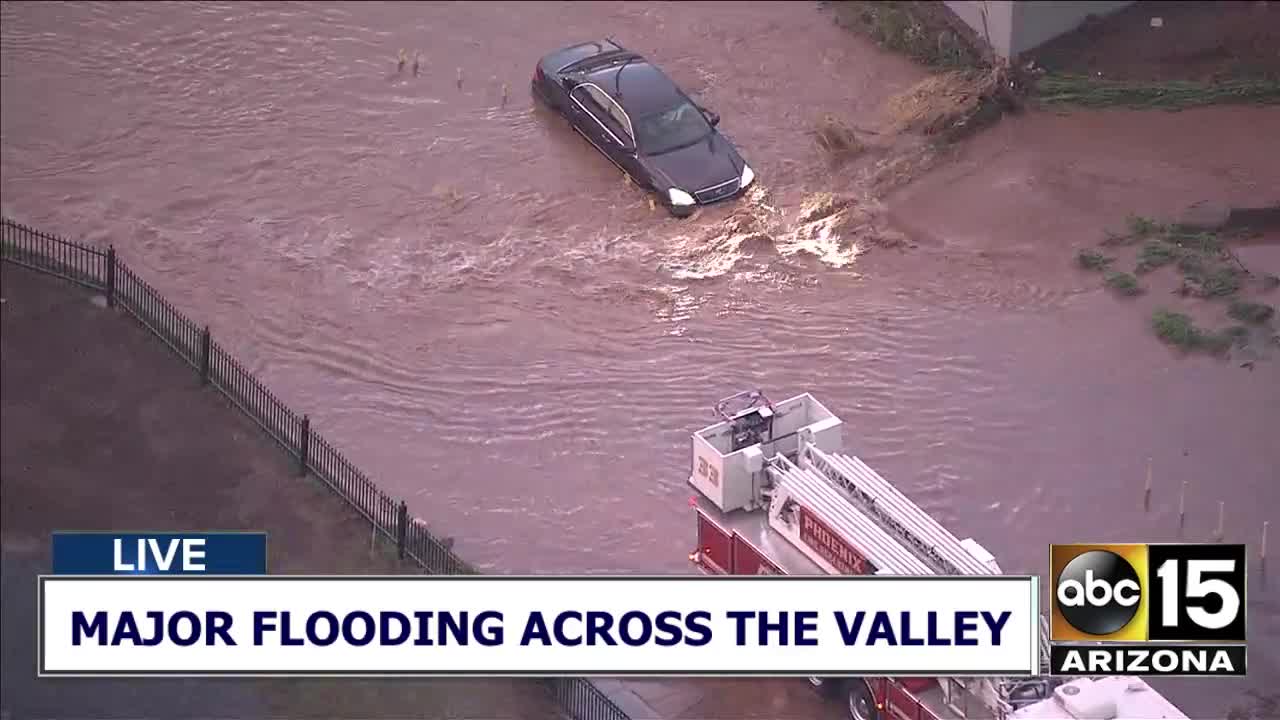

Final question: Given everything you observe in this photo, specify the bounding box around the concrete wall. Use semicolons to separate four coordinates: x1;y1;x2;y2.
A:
944;1;1136;58
1011;1;1136;56
944;1;1017;58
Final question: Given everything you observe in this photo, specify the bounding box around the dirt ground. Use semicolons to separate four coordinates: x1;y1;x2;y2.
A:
1027;0;1280;81
0;264;559;719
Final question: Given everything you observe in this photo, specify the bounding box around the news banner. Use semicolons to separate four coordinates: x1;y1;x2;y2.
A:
40;533;1245;678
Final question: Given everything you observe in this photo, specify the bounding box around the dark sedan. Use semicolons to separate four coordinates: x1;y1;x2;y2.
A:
532;39;755;217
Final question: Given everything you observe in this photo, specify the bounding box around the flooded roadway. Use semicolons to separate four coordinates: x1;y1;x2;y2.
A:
3;2;1278;717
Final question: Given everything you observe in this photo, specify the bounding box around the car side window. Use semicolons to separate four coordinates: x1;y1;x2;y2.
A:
594;91;634;144
572;85;633;147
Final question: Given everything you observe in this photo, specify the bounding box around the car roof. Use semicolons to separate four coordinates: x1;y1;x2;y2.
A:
541;39;625;74
582;60;685;116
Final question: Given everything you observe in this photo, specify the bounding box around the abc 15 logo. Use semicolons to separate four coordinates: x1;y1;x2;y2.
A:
1050;543;1247;642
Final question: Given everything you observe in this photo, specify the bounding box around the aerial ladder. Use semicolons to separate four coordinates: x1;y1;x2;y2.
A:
766;443;1059;717
687;391;1188;720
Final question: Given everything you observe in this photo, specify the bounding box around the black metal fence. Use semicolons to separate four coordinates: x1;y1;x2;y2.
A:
0;217;630;720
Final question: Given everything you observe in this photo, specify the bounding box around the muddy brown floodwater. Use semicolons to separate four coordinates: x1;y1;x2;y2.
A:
3;1;1278;717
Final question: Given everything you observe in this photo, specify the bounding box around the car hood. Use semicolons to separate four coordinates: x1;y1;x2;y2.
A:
641;131;744;195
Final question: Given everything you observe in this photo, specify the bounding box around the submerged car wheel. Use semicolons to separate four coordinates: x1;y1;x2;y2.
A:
847;680;879;720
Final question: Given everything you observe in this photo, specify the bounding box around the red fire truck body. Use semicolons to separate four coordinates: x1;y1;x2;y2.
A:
686;391;1189;720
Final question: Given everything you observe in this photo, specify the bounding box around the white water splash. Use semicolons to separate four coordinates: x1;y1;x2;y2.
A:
656;184;898;279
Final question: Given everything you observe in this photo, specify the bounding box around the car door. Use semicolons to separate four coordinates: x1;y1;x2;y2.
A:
594;91;649;189
566;84;612;151
568;84;646;186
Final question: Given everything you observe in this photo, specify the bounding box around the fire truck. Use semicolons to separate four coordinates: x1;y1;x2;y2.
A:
687;390;1190;720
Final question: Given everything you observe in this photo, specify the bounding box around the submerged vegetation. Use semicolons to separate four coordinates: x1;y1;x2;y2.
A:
1076;249;1112;271
1079;214;1277;357
1035;75;1280;110
1104;271;1142;297
813;113;865;163
826;1;984;69
1150;311;1247;355
829;1;1028;143
1228;300;1276;325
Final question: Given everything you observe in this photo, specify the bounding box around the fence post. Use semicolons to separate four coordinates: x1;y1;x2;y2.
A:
397;501;409;559
106;246;117;307
199;326;212;385
298;415;310;477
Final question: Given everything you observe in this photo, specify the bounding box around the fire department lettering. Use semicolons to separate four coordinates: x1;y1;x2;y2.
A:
799;505;871;574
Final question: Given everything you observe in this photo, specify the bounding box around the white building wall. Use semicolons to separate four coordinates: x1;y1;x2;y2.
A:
944;1;1136;58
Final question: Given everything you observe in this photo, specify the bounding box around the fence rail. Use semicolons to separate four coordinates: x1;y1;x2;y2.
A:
1;217;631;720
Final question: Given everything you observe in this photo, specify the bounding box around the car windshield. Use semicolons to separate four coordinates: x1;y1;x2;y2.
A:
634;101;711;156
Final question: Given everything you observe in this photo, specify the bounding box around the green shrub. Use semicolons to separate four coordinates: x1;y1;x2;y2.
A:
1104;271;1143;296
1077;249;1113;270
1227;300;1275;325
1152;310;1200;349
1127;215;1163;238
1199;267;1243;297
1136;239;1177;273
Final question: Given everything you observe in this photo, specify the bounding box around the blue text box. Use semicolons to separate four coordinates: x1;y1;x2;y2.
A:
52;532;267;575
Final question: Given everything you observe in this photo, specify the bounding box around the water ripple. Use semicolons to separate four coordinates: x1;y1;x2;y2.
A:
4;5;1278;714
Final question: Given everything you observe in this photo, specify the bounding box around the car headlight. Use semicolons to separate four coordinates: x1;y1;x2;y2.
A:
739;164;755;189
668;188;696;207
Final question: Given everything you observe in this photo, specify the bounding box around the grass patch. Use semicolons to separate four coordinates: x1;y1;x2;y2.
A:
1152;310;1201;349
1190;266;1244;298
829;1;985;69
1128;215;1164;238
1089;214;1272;360
1104;271;1142;296
1175;252;1206;277
1151;310;1240;355
1166;230;1223;254
1035;75;1280;110
1102;215;1164;246
1118;222;1245;298
1227;300;1276;325
1077;249;1113;270
1135;239;1178;273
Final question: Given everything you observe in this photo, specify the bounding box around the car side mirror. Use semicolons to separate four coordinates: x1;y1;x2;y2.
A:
704;110;720;127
